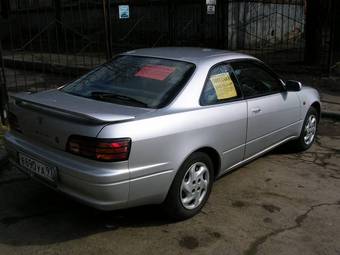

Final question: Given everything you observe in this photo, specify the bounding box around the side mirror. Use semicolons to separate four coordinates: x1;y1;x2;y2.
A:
285;80;302;92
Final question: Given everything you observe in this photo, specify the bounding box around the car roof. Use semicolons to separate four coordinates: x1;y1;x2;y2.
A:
122;47;257;65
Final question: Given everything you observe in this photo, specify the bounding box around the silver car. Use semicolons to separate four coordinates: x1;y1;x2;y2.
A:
4;48;320;219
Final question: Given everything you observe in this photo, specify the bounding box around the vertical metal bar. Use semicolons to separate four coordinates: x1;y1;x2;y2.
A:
0;40;8;124
168;0;174;45
17;2;28;91
293;0;299;62
55;0;62;43
70;0;77;73
255;0;259;55
61;1;70;82
78;0;86;71
9;18;18;92
225;0;229;49
54;0;61;73
299;0;305;64
216;0;221;48
235;0;240;49
274;0;278;57
96;1;102;66
102;0;113;60
107;0;113;58
300;0;304;63
219;0;226;49
0;41;7;87
295;0;301;63
47;3;53;78
85;0;94;68
242;0;247;50
200;0;205;46
38;2;46;91
261;0;265;60
287;0;291;62
327;0;335;75
27;0;37;90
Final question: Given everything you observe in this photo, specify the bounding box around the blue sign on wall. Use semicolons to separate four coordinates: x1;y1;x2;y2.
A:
119;5;130;19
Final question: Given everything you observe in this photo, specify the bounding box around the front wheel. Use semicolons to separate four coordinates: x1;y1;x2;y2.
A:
162;152;214;221
292;107;319;151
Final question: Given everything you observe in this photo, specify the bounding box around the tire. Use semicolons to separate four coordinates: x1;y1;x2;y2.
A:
292;107;319;151
162;152;214;221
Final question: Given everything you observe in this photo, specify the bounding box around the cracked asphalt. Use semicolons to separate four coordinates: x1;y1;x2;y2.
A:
0;118;339;255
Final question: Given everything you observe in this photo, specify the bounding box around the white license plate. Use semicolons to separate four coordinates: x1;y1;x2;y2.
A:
18;153;57;183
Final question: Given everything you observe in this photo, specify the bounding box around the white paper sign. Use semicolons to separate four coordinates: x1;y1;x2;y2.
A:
206;0;216;5
119;5;129;19
207;5;216;15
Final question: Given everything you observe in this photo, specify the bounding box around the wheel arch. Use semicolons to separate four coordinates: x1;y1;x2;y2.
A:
311;101;321;122
193;147;221;180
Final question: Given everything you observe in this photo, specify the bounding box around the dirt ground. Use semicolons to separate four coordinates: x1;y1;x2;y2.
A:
0;118;339;255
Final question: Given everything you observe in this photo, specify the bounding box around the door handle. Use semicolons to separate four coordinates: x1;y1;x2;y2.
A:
251;108;262;114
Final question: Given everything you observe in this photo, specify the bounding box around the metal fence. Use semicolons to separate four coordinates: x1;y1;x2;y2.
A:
0;0;107;94
0;40;7;124
0;0;338;97
324;0;339;74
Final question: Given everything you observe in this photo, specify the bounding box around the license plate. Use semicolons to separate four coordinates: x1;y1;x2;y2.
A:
18;153;57;183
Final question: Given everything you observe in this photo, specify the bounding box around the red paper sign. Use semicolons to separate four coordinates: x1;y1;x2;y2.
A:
135;65;175;81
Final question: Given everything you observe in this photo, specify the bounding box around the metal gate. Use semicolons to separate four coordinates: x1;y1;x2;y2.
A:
0;0;337;101
224;0;306;66
0;0;108;94
105;0;307;62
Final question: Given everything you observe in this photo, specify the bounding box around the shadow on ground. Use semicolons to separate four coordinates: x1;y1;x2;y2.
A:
0;177;172;246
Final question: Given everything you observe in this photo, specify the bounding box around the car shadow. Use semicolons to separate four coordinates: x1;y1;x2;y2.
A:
269;143;299;155
0;178;173;247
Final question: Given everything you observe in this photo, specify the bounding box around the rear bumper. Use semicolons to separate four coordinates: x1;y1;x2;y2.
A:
5;131;131;210
5;131;175;210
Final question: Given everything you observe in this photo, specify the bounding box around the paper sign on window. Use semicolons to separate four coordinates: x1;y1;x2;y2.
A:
135;65;175;81
210;73;237;100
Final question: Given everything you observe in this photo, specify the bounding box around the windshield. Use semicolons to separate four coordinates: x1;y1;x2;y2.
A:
61;55;195;108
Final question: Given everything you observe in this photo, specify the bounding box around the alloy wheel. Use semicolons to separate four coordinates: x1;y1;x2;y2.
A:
180;162;210;210
304;114;317;145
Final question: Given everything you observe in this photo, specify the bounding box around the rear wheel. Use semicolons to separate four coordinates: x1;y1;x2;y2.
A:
292;107;318;151
163;152;214;220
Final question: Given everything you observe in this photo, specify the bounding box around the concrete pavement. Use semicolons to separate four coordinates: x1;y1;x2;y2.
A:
0;118;339;255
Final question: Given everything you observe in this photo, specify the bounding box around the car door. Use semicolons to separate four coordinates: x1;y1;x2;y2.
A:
200;63;247;173
231;61;301;158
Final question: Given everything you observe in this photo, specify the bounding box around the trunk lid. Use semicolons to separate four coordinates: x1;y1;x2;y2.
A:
10;89;155;151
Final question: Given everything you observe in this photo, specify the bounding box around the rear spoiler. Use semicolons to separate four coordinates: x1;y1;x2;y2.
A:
12;94;134;124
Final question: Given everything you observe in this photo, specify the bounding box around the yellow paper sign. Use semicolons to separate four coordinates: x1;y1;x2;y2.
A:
210;73;237;100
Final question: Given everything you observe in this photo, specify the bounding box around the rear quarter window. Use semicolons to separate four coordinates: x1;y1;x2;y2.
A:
200;64;242;106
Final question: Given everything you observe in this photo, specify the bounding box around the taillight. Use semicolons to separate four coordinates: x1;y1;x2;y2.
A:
66;135;131;162
8;112;22;133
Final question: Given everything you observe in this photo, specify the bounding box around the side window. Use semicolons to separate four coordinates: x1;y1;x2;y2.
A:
200;64;242;105
231;61;284;98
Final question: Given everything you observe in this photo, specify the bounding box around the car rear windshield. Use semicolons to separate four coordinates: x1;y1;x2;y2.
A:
61;55;195;108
